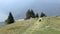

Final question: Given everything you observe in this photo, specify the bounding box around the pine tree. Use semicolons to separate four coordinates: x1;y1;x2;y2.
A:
5;12;15;24
36;13;39;18
30;9;35;18
40;12;47;17
26;9;31;19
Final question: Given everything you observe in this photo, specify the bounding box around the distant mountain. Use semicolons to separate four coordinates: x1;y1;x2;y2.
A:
0;22;5;26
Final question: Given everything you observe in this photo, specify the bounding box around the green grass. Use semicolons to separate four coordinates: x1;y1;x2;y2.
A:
0;16;60;34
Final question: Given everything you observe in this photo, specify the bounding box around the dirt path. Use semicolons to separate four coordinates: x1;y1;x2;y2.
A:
22;20;43;34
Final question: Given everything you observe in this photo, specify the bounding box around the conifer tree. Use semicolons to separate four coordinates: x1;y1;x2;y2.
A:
40;12;47;17
5;12;15;24
30;9;35;18
36;13;39;18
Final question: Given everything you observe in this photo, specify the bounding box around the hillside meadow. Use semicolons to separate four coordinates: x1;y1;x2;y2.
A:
0;16;60;34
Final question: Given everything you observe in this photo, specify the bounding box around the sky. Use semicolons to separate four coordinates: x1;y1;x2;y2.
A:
0;0;60;22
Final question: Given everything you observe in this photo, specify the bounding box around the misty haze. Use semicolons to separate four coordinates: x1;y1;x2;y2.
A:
0;0;60;34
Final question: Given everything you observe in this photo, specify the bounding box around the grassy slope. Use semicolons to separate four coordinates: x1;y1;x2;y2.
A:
0;16;60;34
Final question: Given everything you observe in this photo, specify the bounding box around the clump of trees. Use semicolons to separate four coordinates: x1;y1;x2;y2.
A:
26;9;47;19
26;9;35;19
40;12;47;17
5;12;15;24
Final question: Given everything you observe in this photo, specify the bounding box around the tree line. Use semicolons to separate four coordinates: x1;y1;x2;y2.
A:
5;9;47;24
